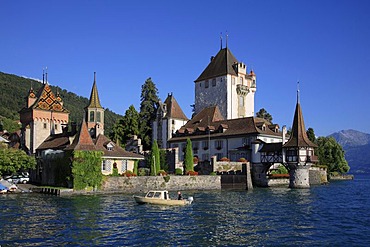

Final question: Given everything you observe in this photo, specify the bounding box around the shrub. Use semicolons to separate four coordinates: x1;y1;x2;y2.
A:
238;157;247;162
186;170;198;176
210;171;217;175
175;168;183;175
138;168;149;176
122;170;136;177
163;176;170;183
112;167;119;176
220;157;230;162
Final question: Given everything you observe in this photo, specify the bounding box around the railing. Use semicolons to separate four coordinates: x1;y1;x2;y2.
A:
236;84;249;96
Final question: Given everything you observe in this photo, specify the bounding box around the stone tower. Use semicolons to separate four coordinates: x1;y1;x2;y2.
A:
19;74;69;154
283;91;318;188
153;93;188;148
85;72;105;138
194;46;256;120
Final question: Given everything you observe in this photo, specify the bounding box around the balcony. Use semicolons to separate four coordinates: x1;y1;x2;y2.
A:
236;84;249;96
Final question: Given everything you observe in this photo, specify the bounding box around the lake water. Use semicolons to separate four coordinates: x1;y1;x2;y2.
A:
1;174;370;246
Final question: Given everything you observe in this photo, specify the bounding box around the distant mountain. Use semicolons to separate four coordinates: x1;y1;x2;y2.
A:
329;129;370;174
0;71;122;134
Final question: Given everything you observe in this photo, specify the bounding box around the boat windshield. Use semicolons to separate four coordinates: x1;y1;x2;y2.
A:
154;192;161;198
146;191;155;198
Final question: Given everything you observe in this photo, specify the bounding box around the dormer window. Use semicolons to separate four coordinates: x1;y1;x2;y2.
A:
107;142;114;151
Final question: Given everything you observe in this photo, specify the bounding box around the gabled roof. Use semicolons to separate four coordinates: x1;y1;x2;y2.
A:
21;83;69;113
169;106;282;142
163;94;188;120
86;73;103;109
65;121;97;151
95;134;144;159
195;48;238;82
283;102;317;148
36;133;71;151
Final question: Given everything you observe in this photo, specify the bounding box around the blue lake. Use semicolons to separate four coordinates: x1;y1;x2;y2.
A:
1;174;370;246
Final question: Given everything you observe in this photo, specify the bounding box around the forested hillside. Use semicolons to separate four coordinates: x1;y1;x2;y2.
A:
0;72;122;134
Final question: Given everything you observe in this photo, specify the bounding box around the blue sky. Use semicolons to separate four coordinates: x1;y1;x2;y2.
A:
1;0;369;136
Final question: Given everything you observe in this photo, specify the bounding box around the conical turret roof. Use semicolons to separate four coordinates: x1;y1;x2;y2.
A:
87;72;103;109
283;101;317;148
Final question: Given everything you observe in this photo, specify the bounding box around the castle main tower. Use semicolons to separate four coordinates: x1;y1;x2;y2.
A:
194;46;256;120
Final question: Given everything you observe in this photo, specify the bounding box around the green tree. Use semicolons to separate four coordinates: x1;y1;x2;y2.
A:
256;108;273;123
316;137;350;174
160;149;169;172
306;127;316;143
71;150;103;190
110;105;139;147
133;160;139;175
150;140;160;176
0;146;36;176
139;78;160;150
184;138;194;173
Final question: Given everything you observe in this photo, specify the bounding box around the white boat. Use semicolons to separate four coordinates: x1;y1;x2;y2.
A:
133;190;194;206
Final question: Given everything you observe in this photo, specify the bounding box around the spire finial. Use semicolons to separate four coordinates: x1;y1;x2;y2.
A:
45;67;48;84
226;31;228;48
42;68;45;84
220;32;223;50
94;71;96;83
297;81;300;104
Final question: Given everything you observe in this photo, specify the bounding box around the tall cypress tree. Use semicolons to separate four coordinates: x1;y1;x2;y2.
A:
184;138;194;173
110;105;139;147
139;77;160;150
150;140;160;175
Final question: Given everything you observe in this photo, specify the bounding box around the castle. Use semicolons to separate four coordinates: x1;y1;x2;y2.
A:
153;44;318;188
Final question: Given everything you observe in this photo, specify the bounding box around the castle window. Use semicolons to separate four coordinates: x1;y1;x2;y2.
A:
215;140;223;150
220;78;223;82
172;119;175;125
121;160;127;172
89;111;94;122
212;79;216;87
202;140;209;150
43;123;47;129
240;77;243;85
97;112;101;122
205;80;209;88
239;96;244;107
199;83;202;87
55;124;58;130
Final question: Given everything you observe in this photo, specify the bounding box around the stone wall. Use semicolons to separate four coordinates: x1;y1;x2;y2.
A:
101;175;221;194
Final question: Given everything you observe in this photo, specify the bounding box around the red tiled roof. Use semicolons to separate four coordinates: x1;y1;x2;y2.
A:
65;122;97;151
95;134;144;159
164;94;188;120
169;106;282;142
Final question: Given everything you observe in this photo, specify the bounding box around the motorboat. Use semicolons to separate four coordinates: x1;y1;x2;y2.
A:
133;190;194;206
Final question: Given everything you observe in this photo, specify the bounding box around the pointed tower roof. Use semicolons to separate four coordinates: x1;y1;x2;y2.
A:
195;48;239;82
65;121;97;151
164;94;188;120
22;83;69;113
87;72;103;109
283;100;317;148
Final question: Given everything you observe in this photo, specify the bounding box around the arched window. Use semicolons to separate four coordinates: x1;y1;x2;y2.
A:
97;112;101;122
89;111;94;122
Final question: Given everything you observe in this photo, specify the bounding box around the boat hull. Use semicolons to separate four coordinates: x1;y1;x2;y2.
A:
133;196;190;206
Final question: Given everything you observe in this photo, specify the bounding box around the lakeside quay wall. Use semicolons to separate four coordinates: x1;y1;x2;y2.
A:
101;175;221;193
